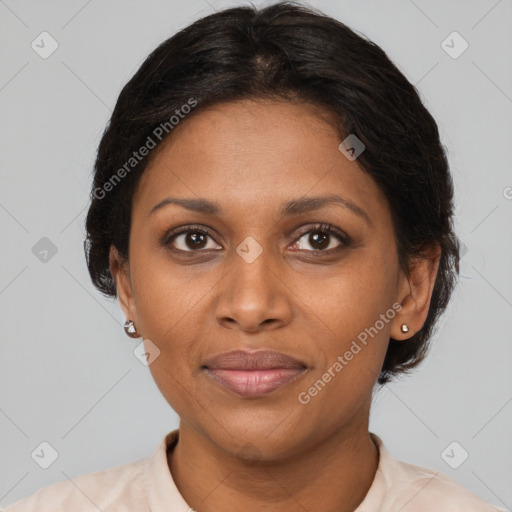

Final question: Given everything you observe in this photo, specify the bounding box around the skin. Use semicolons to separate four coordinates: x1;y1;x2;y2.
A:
110;99;441;512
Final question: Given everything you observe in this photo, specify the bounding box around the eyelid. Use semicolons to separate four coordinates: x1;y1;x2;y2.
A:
292;222;351;244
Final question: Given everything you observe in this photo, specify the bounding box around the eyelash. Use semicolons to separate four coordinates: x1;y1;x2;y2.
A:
163;223;351;255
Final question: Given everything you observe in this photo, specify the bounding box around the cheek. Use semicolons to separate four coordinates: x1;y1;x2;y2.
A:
129;243;208;336
306;249;398;337
132;266;209;418
295;251;398;398
294;283;394;436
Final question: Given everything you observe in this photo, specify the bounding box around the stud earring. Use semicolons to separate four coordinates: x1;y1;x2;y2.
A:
124;319;140;338
400;323;409;334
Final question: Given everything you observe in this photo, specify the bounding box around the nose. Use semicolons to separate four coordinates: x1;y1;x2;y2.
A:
214;244;294;333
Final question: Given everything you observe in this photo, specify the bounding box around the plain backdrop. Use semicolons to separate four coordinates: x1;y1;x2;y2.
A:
0;0;511;509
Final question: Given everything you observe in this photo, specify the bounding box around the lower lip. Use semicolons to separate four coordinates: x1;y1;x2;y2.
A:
204;368;306;397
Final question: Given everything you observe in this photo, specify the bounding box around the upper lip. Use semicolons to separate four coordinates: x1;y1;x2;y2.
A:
203;349;307;371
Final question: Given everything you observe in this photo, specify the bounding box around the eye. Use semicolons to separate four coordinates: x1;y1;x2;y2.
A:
163;223;351;254
164;225;221;252
289;223;350;253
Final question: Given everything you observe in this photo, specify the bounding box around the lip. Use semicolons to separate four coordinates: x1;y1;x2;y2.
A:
203;350;307;398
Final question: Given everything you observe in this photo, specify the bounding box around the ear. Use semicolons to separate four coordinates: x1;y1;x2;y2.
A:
109;245;139;326
391;243;441;340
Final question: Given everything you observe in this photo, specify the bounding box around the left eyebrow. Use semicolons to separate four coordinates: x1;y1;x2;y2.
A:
280;194;371;226
148;197;219;218
148;194;371;226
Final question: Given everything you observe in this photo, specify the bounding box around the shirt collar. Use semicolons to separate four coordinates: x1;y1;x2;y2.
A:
145;429;392;511
145;429;192;511
354;433;396;511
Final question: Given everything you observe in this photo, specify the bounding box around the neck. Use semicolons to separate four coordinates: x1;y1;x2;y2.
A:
167;419;379;512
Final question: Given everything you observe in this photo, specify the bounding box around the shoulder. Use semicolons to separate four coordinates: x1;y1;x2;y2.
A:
2;457;148;512
392;459;502;511
370;435;503;512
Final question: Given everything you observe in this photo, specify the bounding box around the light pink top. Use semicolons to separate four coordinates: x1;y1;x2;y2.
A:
2;430;503;511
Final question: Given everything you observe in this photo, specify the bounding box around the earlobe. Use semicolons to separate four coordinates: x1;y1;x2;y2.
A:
392;244;441;340
109;245;138;325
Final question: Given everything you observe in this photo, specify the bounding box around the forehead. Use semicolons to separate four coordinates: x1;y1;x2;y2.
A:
133;99;388;221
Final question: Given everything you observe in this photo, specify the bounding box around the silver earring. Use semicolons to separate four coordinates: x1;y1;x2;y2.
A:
124;319;140;338
400;323;409;334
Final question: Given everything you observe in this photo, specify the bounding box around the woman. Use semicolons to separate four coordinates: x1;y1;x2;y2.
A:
4;2;503;510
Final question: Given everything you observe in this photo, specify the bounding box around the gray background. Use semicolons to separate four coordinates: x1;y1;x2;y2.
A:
0;0;511;509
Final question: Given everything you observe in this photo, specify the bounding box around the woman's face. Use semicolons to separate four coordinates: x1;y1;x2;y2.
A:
112;99;427;459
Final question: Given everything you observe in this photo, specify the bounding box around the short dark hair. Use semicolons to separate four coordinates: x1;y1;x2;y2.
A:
84;1;460;384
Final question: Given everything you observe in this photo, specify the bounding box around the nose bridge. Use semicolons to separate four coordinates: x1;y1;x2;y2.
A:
234;235;274;292
214;235;292;330
231;235;277;304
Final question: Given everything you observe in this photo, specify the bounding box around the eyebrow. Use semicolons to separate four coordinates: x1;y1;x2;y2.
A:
148;194;371;225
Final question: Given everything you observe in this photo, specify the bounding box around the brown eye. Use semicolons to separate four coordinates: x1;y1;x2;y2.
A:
290;224;350;253
308;231;331;250
165;227;222;252
181;232;208;250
